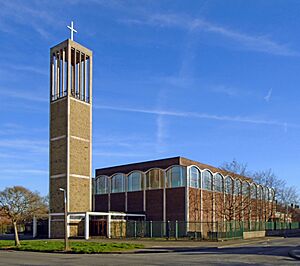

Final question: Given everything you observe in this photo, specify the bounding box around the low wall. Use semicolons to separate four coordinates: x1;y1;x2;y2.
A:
243;231;265;239
266;229;300;237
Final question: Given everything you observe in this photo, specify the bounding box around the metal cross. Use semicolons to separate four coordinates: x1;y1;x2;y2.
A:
67;21;77;41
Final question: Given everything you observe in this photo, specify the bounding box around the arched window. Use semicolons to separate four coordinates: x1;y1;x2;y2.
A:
250;183;257;199
242;181;250;196
111;173;125;193
146;168;164;189
263;186;268;201
189;166;200;188
234;179;242;195
127;171;144;192
166;166;186;188
257;186;263;200
269;188;275;201
95;175;108;194
214;173;223;192
225;176;233;194
202;170;213;191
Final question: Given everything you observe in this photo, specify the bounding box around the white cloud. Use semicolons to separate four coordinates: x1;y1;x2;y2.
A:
94;104;300;130
122;13;299;57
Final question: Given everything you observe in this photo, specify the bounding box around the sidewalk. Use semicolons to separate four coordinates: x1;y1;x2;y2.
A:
85;236;283;253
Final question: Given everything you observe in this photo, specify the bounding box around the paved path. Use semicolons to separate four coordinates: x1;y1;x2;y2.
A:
0;237;299;265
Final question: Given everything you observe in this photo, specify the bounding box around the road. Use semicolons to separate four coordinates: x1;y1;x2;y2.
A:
0;237;299;265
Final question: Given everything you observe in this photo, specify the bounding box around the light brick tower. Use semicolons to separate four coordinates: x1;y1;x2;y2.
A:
49;23;92;238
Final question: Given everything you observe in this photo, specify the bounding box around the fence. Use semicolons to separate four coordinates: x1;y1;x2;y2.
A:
109;221;300;240
0;224;25;235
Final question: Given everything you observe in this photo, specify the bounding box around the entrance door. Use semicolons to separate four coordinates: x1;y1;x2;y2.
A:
90;220;107;237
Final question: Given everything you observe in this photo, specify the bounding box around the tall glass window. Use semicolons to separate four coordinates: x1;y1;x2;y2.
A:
257;186;263;200
189;166;200;188
146;169;164;189
234;179;242;195
111;173;125;193
127;171;143;192
242;181;250;196
225;176;233;194
263;187;268;201
214;173;223;192
269;188;275;201
202;170;213;191
250;184;257;199
95;175;108;194
166;166;186;188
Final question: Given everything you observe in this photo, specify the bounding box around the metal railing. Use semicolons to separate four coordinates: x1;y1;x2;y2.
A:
108;221;300;240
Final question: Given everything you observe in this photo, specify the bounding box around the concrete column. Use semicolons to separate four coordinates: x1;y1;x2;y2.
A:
85;212;89;240
33;216;37;238
67;45;71;95
107;215;111;238
200;171;203;233
48;215;51;239
79;52;82;99
62;48;65;95
84;54;86;101
89;55;93;104
56;51;59;97
67;214;70;238
51;54;54;100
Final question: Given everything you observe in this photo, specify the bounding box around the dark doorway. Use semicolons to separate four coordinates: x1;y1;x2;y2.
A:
90;219;107;237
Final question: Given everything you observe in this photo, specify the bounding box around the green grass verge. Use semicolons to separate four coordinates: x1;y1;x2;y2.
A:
0;240;143;253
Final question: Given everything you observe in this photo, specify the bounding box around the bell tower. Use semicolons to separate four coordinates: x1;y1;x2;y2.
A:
49;23;93;238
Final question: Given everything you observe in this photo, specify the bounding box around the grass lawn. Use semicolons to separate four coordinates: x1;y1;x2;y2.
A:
0;240;143;253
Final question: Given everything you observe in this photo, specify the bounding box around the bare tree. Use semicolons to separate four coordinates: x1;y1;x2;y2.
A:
0;186;48;246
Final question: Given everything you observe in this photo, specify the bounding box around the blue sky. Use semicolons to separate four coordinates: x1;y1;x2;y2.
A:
0;0;300;196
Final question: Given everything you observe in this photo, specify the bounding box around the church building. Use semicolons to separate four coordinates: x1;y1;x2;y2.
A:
49;24;275;239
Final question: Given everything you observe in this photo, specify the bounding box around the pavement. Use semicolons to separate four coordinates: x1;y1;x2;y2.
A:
0;236;300;265
289;246;300;260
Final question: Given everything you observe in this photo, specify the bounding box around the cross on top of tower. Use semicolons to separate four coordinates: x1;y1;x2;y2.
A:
67;21;77;41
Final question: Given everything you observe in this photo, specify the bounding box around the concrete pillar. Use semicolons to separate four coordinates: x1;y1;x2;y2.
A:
79;52;82;99
62;48;65;94
67;214;70;238
107;215;111;238
33;216;37;238
84;54;86;101
48;215;51;239
85;212;89;240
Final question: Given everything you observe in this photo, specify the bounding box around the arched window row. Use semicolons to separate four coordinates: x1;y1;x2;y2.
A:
94;166;275;202
94;165;187;194
187;166;274;201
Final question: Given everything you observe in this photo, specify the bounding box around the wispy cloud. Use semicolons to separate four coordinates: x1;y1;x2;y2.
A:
93;151;148;157
3;64;48;76
94;104;300;130
0;88;47;103
0;1;62;39
122;13;299;56
0;139;48;154
264;88;273;102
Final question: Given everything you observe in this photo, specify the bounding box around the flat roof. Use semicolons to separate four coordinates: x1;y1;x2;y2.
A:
95;156;252;182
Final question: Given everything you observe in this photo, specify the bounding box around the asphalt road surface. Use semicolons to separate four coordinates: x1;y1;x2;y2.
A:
0;237;299;265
